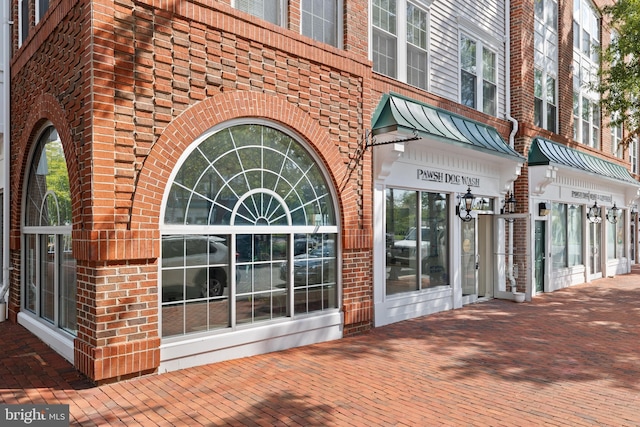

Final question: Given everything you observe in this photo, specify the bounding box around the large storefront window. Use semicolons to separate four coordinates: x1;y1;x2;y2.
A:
385;189;449;295
23;126;76;335
161;123;338;338
551;203;582;269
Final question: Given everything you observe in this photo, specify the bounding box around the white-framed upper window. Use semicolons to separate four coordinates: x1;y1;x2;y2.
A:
572;0;600;148
611;115;623;158
36;0;50;23
534;0;558;132
371;0;431;90
460;33;497;116
19;0;29;45
235;0;286;26
302;0;342;48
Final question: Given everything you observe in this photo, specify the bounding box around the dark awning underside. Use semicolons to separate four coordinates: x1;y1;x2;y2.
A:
371;93;525;161
528;137;638;184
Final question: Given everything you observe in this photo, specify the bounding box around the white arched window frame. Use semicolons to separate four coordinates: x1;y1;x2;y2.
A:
21;124;76;343
160;119;341;339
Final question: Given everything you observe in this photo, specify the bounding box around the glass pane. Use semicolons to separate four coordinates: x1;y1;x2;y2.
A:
372;0;397;34
460;36;476;73
373;30;398;78
407;45;427;90
59;234;76;334
483;82;497;116
461;70;476;108
616;211;625;258
25;127;72;227
25;234;37;313
40;235;55;323
551;203;567;269
607;218;616;260
461;220;476;296
482;48;496;84
421;192;448;288
166;125;336;227
534;69;543;98
386;189;418;295
567;205;583;266
534;98;543;128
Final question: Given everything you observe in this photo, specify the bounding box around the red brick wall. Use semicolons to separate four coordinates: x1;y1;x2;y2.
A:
11;0;374;382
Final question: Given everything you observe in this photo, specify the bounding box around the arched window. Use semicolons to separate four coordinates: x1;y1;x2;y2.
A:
161;122;339;338
23;126;76;335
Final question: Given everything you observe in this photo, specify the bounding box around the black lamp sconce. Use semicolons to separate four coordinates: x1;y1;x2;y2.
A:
457;187;475;222
606;203;620;224
538;202;551;217
587;201;602;224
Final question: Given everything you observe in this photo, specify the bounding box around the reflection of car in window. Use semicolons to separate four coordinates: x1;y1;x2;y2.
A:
280;240;336;285
162;236;229;302
388;227;446;274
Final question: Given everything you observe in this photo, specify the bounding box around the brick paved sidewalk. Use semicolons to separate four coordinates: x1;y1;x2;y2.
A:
2;269;640;426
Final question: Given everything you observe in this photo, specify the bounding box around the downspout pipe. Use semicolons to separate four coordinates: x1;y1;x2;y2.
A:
505;0;518;292
505;0;518;148
0;5;11;312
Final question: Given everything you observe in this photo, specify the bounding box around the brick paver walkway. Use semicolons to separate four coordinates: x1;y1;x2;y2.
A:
2;269;640;426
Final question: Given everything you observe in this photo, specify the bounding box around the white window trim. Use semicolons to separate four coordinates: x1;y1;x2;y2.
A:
369;0;434;90
573;0;600;147
534;0;558;132
457;23;501;117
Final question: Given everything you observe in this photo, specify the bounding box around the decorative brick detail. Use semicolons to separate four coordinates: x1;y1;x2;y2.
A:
75;337;160;384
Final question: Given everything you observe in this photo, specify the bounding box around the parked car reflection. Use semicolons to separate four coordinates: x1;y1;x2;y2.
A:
280;240;336;285
162;235;229;302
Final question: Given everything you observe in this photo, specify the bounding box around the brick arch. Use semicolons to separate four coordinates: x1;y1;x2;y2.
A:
131;91;347;229
11;93;82;244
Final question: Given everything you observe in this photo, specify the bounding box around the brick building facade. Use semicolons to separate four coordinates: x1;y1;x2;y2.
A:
6;0;639;383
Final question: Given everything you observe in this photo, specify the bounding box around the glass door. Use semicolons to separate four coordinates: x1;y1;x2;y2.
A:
534;221;545;293
589;220;602;279
461;219;477;302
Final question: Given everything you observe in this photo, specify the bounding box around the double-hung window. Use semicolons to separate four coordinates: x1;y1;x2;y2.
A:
235;0;286;26
37;0;50;22
19;0;29;45
611;116;623;158
460;34;497;116
301;0;342;47
573;0;600;148
372;0;430;90
534;0;558;132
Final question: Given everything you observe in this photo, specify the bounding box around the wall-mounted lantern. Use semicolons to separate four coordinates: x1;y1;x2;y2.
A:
606;203;620;224
538;202;551;217
587;201;602;223
457;187;475;222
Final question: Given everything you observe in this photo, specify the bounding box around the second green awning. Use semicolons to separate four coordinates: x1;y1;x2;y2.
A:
528;137;638;184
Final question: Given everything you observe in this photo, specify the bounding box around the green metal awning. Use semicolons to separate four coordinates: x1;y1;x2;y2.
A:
528;137;639;184
371;93;525;161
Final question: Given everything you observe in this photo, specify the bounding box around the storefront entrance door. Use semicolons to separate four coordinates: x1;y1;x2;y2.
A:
534;220;545;293
589;221;602;279
461;219;478;303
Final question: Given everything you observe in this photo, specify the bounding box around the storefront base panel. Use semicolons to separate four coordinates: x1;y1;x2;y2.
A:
159;312;343;373
374;287;453;327
549;266;587;292
606;259;629;277
18;312;75;363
